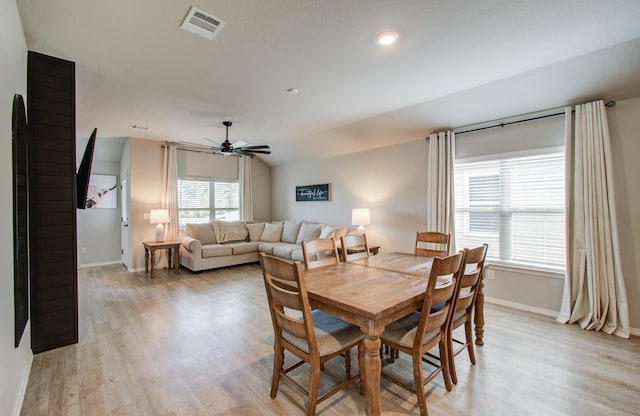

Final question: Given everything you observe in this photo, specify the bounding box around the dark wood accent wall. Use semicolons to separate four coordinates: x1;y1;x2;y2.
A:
27;51;78;353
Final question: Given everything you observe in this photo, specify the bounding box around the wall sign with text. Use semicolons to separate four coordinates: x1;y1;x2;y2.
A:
295;183;331;202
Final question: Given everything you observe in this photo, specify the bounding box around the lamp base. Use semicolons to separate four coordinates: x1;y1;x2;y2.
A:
357;225;365;234
155;223;165;242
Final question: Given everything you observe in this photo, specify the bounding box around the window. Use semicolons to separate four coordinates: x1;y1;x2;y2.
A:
177;179;240;228
455;151;565;270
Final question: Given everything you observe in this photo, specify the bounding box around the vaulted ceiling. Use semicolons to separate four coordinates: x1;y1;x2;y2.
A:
17;0;640;165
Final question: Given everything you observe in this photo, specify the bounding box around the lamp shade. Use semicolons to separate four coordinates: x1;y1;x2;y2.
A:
352;208;371;226
150;209;170;224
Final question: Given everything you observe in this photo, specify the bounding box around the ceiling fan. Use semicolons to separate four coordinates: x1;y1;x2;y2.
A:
193;121;271;158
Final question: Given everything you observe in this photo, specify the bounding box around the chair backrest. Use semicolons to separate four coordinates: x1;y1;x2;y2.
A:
415;231;451;257
259;253;317;355
452;244;488;321
302;238;340;269
414;252;465;351
340;234;370;262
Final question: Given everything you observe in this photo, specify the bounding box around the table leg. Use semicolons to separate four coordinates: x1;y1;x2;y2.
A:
363;335;382;416
173;247;180;274
150;249;156;279
167;248;172;269
144;248;149;273
474;277;485;346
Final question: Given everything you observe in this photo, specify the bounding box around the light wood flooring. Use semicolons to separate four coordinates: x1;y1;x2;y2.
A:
20;263;640;416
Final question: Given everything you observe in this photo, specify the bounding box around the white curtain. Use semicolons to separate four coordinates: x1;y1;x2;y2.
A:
162;144;179;242
239;156;253;221
557;100;630;338
425;131;456;252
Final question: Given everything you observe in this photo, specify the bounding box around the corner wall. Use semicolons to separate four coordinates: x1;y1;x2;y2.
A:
1;1;33;415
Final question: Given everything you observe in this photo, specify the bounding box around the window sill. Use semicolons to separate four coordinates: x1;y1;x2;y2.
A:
485;260;565;279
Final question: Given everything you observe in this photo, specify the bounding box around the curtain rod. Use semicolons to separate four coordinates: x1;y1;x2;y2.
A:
428;100;616;138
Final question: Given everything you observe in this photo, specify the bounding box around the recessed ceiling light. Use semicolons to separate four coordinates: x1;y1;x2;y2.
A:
286;88;299;94
376;31;398;46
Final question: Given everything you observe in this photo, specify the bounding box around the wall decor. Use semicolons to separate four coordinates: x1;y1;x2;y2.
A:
86;174;118;208
296;183;331;202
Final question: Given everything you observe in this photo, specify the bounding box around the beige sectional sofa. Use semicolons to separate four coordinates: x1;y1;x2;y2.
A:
179;219;350;272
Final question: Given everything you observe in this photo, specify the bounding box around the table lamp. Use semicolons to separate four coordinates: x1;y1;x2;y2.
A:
150;209;170;242
352;208;371;234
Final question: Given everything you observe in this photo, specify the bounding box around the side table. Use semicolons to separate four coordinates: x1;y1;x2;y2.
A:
143;241;181;278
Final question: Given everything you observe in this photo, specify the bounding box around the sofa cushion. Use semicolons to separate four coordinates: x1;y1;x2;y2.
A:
319;224;335;239
225;242;260;255
281;220;302;243
334;226;349;240
296;222;322;244
273;243;301;259
246;222;265;242
212;220;248;243
257;242;280;254
261;223;283;242
291;248;305;262
186;222;217;245
201;244;233;258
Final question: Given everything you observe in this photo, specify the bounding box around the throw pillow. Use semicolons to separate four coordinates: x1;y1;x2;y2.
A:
245;222;266;242
186;222;217;245
212;220;249;243
319;224;335;239
334;226;349;240
296;222;322;244
260;223;284;243
281;220;302;243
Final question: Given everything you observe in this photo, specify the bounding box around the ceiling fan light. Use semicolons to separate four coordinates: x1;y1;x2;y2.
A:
376;31;398;46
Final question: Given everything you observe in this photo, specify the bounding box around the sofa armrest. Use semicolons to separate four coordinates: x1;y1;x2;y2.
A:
182;236;201;254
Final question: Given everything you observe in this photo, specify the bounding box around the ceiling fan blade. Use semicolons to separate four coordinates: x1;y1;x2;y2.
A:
232;139;248;148
202;138;221;147
238;145;270;150
241;149;271;154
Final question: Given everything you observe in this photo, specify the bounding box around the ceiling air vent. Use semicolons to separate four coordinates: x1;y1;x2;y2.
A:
180;6;226;40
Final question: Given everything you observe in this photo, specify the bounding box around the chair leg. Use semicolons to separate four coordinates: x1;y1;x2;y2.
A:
307;361;321;416
412;352;429;416
271;344;284;398
447;328;458;385
345;348;352;378
439;339;452;392
465;318;476;365
358;342;365;395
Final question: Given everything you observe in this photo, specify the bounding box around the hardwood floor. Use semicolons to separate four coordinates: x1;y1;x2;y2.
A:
20;263;640;416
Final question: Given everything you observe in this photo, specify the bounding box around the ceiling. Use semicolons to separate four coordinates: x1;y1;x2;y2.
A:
16;0;640;166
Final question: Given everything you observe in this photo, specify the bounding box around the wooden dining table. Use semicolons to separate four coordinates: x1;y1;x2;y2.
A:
302;252;485;416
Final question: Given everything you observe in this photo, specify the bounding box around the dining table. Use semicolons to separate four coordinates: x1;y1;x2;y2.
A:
302;251;486;416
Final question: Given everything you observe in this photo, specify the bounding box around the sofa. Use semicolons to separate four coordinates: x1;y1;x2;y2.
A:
179;219;350;272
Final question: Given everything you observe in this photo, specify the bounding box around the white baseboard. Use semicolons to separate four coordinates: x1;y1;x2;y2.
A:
78;260;122;269
12;326;33;416
486;297;640;338
484;296;558;317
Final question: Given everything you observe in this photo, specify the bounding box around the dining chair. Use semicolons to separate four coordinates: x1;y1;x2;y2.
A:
301;238;340;269
259;253;364;416
447;243;488;384
415;231;451;257
380;252;465;416
340;234;370;262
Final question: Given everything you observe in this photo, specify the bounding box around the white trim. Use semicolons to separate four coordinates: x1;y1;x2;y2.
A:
12;324;33;416
78;260;122;269
129;266;146;273
629;327;640;337
485;296;558;317
486;261;565;279
455;146;565;165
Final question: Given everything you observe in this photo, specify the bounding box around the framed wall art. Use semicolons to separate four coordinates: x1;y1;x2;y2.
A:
86;174;118;208
295;183;331;202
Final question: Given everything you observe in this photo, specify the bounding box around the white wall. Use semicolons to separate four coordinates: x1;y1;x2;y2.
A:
1;1;33;415
76;160;122;266
272;98;640;330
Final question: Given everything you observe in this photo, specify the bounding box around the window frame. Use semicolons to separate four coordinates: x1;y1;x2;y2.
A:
177;178;240;228
454;146;566;274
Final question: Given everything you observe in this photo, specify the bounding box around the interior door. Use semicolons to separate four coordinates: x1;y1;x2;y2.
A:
120;174;131;269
